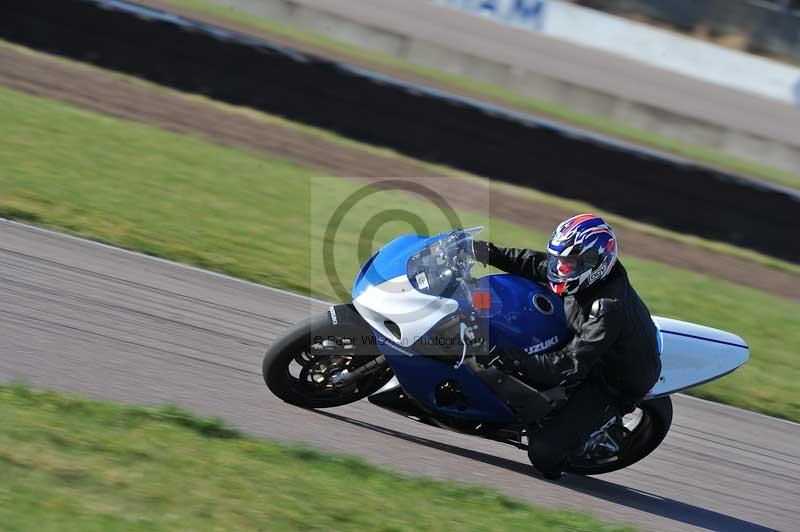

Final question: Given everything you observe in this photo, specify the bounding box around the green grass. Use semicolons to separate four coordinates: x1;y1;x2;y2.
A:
5;38;797;278
157;0;800;189
0;86;798;421
455;173;800;277
0;385;632;531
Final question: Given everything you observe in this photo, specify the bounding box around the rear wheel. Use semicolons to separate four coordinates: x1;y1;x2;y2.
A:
563;396;673;475
263;312;393;408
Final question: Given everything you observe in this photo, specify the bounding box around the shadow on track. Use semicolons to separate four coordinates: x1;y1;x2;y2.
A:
315;410;777;532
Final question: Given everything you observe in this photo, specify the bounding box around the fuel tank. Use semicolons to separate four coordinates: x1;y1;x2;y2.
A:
477;274;572;354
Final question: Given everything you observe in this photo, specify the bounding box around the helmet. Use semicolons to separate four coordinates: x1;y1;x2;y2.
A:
545;214;617;296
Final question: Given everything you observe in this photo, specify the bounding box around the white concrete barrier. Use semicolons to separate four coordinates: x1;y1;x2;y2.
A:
434;0;800;106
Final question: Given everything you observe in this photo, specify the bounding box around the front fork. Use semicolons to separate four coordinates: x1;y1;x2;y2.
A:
325;303;389;389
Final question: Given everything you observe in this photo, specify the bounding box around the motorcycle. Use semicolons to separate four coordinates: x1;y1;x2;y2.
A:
263;227;749;475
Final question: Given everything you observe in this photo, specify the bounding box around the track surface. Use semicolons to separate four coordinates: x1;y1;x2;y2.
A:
304;0;800;145
1;220;798;531
147;0;800;145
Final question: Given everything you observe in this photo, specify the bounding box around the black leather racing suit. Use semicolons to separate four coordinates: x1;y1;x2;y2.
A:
480;243;662;474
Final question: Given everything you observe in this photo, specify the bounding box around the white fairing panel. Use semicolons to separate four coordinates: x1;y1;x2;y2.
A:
647;316;749;398
353;275;459;348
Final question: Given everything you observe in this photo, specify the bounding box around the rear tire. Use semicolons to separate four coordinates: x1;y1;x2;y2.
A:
563;396;673;475
263;312;393;409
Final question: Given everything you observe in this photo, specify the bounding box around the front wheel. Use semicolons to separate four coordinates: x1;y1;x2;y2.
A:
563;396;673;475
263;311;394;409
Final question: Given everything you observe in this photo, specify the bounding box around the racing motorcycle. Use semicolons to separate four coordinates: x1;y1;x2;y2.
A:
263;228;749;475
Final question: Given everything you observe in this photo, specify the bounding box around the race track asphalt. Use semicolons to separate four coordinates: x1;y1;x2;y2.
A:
294;0;800;146
1;219;798;531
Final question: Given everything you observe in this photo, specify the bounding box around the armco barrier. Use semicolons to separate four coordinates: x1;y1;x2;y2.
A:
3;0;799;262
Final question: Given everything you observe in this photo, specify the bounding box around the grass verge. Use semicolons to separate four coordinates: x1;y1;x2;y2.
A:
0;86;798;421
4;37;797;277
0;385;632;531
157;0;799;189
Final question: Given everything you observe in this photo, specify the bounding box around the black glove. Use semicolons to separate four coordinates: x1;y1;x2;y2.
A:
473;240;493;266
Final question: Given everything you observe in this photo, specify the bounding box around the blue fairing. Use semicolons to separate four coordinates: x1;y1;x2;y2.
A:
379;336;518;422
353;229;572;425
352;232;449;299
377;274;571;423
477;275;571;353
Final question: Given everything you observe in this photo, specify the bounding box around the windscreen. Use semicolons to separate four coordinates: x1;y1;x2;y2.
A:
406;227;483;301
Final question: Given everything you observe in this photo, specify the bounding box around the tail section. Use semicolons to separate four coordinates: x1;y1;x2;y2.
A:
647;317;749;398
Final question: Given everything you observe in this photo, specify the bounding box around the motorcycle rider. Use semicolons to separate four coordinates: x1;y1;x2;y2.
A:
473;214;661;479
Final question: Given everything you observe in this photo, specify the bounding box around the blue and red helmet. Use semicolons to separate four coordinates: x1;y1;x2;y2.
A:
546;214;618;296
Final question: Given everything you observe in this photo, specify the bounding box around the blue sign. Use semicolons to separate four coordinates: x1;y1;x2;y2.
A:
434;0;547;31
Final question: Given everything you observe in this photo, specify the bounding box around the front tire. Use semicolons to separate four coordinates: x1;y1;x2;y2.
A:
563;396;673;475
263;311;393;408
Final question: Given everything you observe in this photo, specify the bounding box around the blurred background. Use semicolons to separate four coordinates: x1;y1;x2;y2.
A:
1;0;798;530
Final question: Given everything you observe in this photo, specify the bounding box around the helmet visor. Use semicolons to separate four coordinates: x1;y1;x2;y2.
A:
546;254;592;283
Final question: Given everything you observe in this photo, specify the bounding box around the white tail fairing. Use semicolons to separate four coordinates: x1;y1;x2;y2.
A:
648;316;749;398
